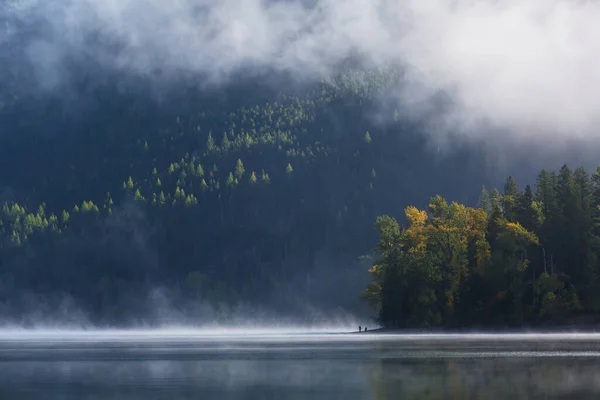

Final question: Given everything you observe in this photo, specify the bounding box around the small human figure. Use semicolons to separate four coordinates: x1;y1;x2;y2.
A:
365;327;368;332
359;326;362;332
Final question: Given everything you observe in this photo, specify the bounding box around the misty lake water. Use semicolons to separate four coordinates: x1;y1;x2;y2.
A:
0;331;600;399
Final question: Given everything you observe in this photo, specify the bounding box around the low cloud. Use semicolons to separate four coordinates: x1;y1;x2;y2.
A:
2;0;600;140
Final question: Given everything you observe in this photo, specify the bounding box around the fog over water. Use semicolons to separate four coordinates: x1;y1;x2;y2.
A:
2;331;600;399
1;329;600;341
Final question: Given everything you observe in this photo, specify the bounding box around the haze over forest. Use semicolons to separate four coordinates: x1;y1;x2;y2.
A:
0;0;599;327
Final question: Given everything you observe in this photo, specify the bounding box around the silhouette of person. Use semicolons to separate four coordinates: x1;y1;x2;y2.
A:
365;327;368;332
359;326;362;332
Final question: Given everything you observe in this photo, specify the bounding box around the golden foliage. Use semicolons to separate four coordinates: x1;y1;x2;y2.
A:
405;206;428;227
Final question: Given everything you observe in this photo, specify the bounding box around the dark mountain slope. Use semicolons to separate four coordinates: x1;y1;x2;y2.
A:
0;68;491;325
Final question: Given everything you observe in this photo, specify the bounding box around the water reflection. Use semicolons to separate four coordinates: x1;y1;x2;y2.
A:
368;356;600;399
0;333;599;399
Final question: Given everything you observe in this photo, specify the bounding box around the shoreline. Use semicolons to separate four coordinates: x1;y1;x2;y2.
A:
349;324;600;335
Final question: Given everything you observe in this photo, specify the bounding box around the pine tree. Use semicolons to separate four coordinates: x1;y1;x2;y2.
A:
134;189;144;201
572;167;599;304
575;167;593;213
206;132;216;152
261;170;271;184
504;176;519;197
478;186;491;212
503;176;520;221
591;165;600;206
226;172;236;187
235;159;245;180
557;165;577;218
517;184;538;232
553;164;581;281
490;188;502;215
286;162;293;175
222;132;231;150
535;169;558;220
249;171;257;184
81;201;99;213
185;194;198;206
158;191;166;206
125;176;134;190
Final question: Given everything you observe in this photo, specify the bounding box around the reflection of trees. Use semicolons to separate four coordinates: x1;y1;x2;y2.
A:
365;354;600;399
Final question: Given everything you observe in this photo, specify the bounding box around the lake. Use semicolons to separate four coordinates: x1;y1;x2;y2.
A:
0;330;599;399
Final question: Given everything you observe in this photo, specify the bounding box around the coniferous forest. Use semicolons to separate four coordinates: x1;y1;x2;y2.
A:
0;64;598;328
364;168;600;328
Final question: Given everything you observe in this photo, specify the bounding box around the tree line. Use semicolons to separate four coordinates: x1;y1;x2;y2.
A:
363;165;600;328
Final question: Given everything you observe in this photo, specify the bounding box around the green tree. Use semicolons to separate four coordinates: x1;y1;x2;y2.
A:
261;169;271;184
490;188;502;215
174;187;185;200
502;176;520;221
516;185;541;232
206;132;216;152
226;172;236;187
81;201;99;213
235;159;245;180
222;132;231;150
504;175;519;197
494;218;539;325
134;189;145;201
249;171;257;184
364;198;489;328
185;194;198;206
158;191;167;206
478;186;491;213
535;169;558;218
125;176;134;190
591;165;600;207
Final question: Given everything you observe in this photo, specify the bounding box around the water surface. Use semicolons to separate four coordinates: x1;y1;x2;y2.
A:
0;331;599;399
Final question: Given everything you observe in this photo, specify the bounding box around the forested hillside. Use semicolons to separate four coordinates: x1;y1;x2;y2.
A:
0;68;494;325
365;166;600;328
